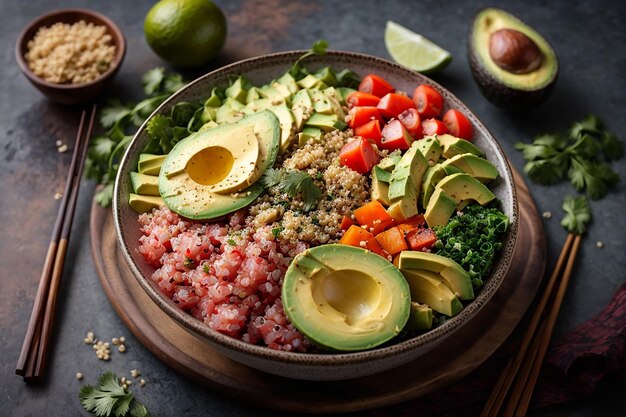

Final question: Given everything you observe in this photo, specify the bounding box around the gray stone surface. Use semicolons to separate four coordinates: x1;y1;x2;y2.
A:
1;0;625;416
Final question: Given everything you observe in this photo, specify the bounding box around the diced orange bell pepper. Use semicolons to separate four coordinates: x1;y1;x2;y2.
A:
365;237;389;259
339;225;374;247
375;226;408;255
340;215;354;231
353;201;395;235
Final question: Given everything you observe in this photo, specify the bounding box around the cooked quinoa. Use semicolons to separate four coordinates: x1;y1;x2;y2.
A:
25;20;116;84
248;129;370;245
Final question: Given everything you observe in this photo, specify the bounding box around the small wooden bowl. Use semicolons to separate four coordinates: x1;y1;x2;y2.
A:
15;8;126;105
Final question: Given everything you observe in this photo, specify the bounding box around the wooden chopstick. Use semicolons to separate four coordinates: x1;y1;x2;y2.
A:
481;232;578;417
16;104;97;381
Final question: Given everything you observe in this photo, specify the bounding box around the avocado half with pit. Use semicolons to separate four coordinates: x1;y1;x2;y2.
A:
282;244;411;351
158;110;280;220
468;8;558;110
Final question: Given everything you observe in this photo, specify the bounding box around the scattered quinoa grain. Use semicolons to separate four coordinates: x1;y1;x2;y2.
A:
119;336;126;343
130;369;141;378
118;344;126;353
542;211;552;219
54;192;63;200
139;379;146;387
57;144;68;153
596;241;604;248
76;372;83;380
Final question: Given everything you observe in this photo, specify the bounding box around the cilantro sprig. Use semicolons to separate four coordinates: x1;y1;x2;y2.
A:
85;68;187;207
515;115;623;200
560;195;592;235
262;168;322;211
79;372;150;417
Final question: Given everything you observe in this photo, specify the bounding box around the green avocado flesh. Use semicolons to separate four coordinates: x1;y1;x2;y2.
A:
158;111;280;220
282;244;411;351
469;8;558;109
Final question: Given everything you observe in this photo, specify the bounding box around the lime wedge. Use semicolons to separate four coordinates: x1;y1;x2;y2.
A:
385;21;452;74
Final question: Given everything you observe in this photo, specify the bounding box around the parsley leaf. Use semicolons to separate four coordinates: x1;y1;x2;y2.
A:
515;115;623;200
271;226;284;239
87;68;186;207
561;195;592;235
289;40;329;79
281;171;322;211
261;167;285;188
79;372;150;417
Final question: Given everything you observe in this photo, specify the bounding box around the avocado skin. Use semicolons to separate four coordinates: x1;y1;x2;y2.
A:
468;48;557;110
468;8;559;111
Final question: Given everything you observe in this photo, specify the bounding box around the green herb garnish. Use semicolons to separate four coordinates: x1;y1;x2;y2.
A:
289;40;329;80
434;204;509;287
227;238;237;246
262;169;322;211
561;195;592;235
86;68;187;207
515;115;623;200
271;226;284;239
79;372;150;417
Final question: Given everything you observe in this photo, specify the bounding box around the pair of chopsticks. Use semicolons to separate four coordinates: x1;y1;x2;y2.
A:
15;104;97;382
481;232;583;417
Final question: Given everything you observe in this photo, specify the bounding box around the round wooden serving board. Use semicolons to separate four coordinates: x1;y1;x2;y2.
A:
90;172;546;414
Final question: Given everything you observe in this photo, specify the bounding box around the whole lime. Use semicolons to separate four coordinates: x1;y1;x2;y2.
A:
144;0;227;68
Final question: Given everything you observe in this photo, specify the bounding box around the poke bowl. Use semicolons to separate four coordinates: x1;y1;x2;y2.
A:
113;50;518;381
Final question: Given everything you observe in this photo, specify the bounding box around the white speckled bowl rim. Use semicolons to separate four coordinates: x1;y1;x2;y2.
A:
113;50;518;377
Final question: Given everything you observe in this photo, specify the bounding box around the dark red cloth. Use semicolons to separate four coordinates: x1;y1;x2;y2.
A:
373;281;626;417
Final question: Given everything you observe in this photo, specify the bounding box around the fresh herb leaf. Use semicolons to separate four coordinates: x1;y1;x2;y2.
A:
561;195;592;235
79;372;150;417
261;168;285;188
281;171;322;211
142;67;166;96
87;68;186;207
335;68;361;89
170;102;202;127
227;238;236;246
516;115;622;199
271;226;284;239
289;40;329;79
434;204;509;288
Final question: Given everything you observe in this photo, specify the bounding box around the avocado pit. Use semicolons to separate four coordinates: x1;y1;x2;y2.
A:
489;28;543;74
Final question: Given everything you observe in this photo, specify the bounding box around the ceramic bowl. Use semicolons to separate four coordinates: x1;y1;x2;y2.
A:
16;8;126;105
113;51;518;381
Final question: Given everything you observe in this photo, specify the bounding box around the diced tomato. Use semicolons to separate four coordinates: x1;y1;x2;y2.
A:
340;215;354;231
413;85;444;118
358;74;395;98
397;223;416;235
339;137;380;174
442;109;474;140
365;237;390;258
346;91;381;108
400;214;426;229
422;118;448;136
376;93;416;119
353;201;395;235
405;227;437;251
339;225;374;247
354;119;383;146
348;106;383;129
380;119;414;150
375;226;409;255
397;108;422;138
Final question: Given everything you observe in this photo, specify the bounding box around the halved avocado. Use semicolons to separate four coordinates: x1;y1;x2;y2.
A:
469;8;558;110
282;244;411;351
158;111;280;220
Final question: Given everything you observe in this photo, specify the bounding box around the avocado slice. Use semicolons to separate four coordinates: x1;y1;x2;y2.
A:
371;166;391;206
314;66;337;86
378;153;402;172
421;164;447;208
400;269;463;317
271;104;295;151
469;8;558;110
437;134;484;159
398;251;474;300
415;136;443;166
225;76;248;104
275;72;299;94
386;186;418;221
297;74;327;90
291;89;313;130
245;86;260;103
388;141;428;201
441;153;499;183
305;113;346;132
297;127;323;147
258;85;286;104
310;88;334;115
198;120;218;132
129;194;164;213
158;111;280;220
138;154;167;175
282;244;411;351
424;188;457;228
215;98;245;124
436;173;496;206
130;172;159;196
406;302;433;331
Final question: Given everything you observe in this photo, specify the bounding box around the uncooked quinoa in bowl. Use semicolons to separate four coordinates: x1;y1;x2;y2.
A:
114;50;518;380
